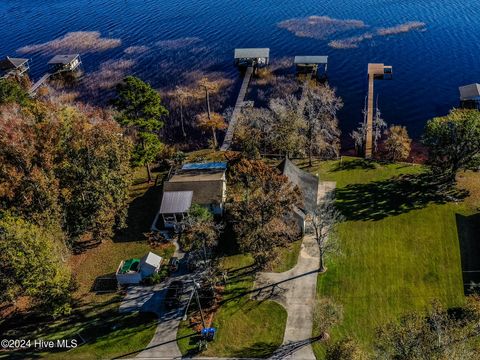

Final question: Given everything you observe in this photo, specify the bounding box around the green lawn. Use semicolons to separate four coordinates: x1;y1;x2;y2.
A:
0;167;174;359
296;158;475;358
177;254;287;358
0;298;157;360
270;239;302;273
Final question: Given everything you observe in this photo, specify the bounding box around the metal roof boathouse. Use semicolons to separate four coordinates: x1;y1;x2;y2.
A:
0;56;30;79
459;83;480;110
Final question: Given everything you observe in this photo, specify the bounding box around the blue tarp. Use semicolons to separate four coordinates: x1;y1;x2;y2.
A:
182;162;227;171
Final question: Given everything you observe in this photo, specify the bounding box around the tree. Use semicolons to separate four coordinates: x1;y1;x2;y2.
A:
374;299;480;360
181;204;221;262
384;125;412;162
303;85;343;165
227;158;301;267
423;109;480;184
0;78;29;106
269;96;306;157
326;337;367;360
113;76;168;182
235;107;274;156
307;192;344;272
373;100;387;154
196;112;226;149
314;297;343;338
0;214;74;317
56;106;132;249
0;103;132;251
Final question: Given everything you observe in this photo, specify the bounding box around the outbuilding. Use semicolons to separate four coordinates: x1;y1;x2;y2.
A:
115;251;163;285
459;83;480;110
0;56;29;78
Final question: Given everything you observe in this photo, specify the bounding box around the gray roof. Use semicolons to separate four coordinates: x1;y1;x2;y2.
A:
48;54;79;65
0;57;28;70
278;158;319;214
294;56;328;65
140;252;162;268
234;48;270;59
159;191;193;214
459;83;480;101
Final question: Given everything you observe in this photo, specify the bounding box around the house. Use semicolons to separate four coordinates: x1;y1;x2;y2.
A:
459;83;480;110
278;158;336;233
115;251;162;285
152;162;227;231
0;56;29;79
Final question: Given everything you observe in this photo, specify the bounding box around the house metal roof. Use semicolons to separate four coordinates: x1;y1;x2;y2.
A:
234;48;270;59
48;54;79;65
182;162;227;171
459;83;480;101
159;191;193;214
278;158;319;214
294;56;328;65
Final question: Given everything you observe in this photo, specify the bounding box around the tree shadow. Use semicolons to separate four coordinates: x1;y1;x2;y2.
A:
336;173;469;221
114;185;163;243
228;341;280;358
456;213;480;295
332;158;376;172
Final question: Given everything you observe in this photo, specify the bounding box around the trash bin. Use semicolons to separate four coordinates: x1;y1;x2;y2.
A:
201;327;216;341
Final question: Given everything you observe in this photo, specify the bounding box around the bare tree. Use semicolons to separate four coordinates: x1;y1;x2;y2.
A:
269;96;306;157
303;85;343;165
350;97;368;155
307;191;344;272
373;97;387;154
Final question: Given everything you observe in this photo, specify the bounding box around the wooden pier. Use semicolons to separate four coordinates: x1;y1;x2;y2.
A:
365;63;392;158
221;48;269;151
220;66;253;151
28;73;51;95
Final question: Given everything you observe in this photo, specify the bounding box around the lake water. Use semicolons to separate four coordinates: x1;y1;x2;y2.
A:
1;0;480;140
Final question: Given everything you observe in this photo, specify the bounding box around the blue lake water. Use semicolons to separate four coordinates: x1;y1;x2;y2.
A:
1;0;480;140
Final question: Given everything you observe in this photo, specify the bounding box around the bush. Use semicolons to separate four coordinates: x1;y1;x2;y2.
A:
143;266;169;285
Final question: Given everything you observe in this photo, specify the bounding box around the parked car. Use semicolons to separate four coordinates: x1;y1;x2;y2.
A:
168;257;179;273
164;280;184;309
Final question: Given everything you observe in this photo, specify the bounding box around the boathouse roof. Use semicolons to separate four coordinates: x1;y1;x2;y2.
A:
234;48;270;59
459;83;480;101
294;56;328;65
48;54;80;65
0;56;29;70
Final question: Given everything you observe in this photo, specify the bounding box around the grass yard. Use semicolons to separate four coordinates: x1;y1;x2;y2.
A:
0;297;158;360
295;158;477;358
270;239;302;273
177;254;287;358
0;167;174;359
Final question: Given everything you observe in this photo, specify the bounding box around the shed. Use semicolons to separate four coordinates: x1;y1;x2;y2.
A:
115;252;163;285
158;191;193;228
139;252;163;277
234;48;270;67
48;54;82;72
0;56;29;78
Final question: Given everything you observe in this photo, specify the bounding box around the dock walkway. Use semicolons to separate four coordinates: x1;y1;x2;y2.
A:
220;66;253;151
28;73;51;95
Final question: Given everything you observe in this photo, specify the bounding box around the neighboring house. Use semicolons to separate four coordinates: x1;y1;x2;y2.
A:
278;158;319;233
115;251;162;285
0;56;29;79
152;162;227;231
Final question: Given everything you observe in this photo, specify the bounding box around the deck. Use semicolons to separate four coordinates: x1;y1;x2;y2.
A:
28;73;51;95
220;66;254;151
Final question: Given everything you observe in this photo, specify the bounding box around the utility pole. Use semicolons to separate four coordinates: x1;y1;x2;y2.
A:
366;63;392;158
